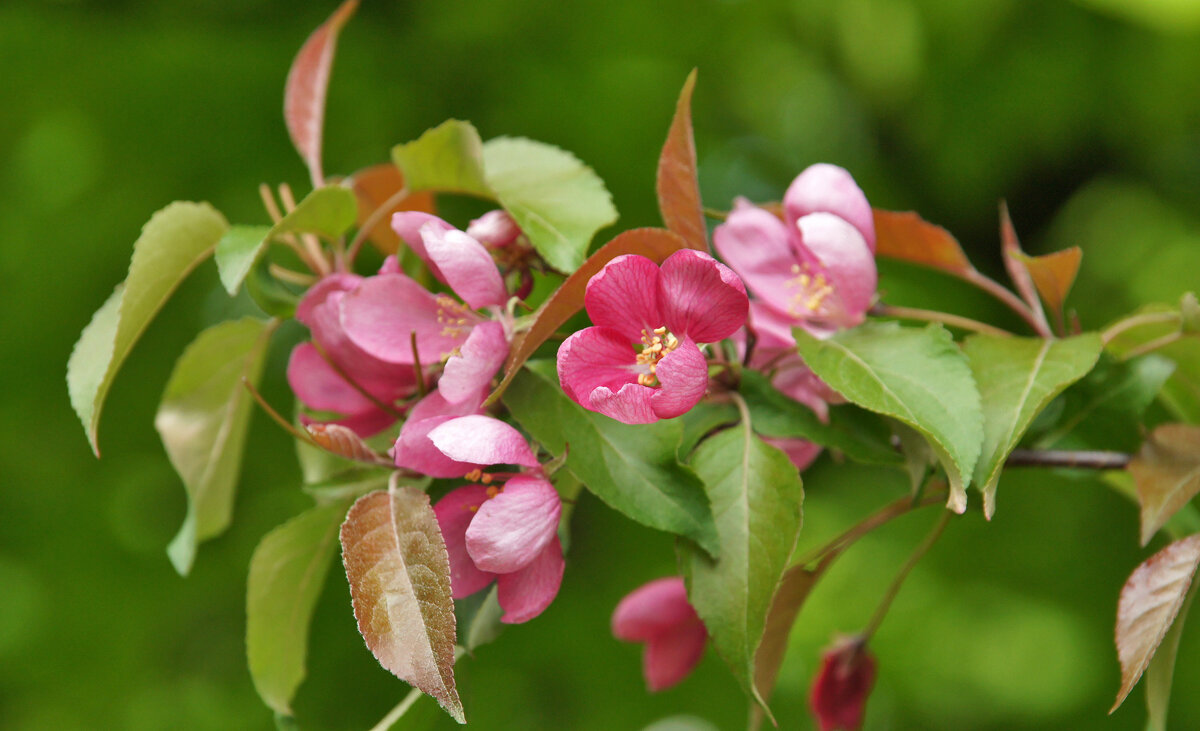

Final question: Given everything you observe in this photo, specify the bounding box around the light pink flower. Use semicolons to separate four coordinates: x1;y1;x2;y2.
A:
466;210;522;249
429;415;564;624
809;636;877;731
714;163;877;339
612;577;707;692
556;250;748;425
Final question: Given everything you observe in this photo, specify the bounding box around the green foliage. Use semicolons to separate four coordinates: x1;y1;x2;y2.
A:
504;360;719;556
392;120;492;197
214;225;273;295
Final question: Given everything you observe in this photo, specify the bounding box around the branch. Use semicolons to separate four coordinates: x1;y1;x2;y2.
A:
1005;448;1131;470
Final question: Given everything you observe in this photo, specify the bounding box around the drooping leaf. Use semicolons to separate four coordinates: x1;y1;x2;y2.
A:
1143;576;1199;731
1106;471;1200;545
737;370;901;466
305;423;393;466
681;426;804;720
998;202;1048;328
247;500;349;716
794;323;983;512
68;201;228;456
872;209;974;277
964;333;1102;518
246;254;301;319
483;136;619;273
1131;424;1200;546
893;420;935;496
391;120;491;198
656;69;707;253
341;481;464;724
215;225;273;295
1112;534;1200;713
284;0;358;188
489;228;690;404
349;163;437;255
156;317;273;575
504;360;718;556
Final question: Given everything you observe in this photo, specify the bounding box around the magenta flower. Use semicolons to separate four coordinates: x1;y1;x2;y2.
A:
714;163;877;339
809;636;877;731
611;577;707;692
556;250;748;425
429;415;565;624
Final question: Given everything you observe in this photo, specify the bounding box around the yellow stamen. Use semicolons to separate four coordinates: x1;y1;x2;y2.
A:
635;327;681;387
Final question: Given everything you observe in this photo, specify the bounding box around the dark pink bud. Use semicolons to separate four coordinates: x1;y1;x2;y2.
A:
809;636;876;731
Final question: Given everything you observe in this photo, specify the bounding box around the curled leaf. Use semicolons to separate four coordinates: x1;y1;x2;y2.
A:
656;69;708;253
306;423;392;466
1131;424;1200;546
1112;534;1200;712
998;202;1047;327
341;481;464;723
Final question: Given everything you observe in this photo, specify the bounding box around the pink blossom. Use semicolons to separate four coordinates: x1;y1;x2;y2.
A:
714;163;877;339
429;415;564;624
466;210;522;249
611;577;707;692
556;250;748;424
809;636;877;731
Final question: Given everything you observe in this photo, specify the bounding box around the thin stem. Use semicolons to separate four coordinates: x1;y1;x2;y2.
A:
260;183;320;271
347;184;410;267
242;377;322;449
1005;448;1131;470
311;342;408;420
1102;310;1181;346
862;509;952;641
963;269;1052;337
368;688;422;731
871;303;1013;338
794;490;947;569
410;331;428;399
268;264;317;286
279;182;331;277
1122;331;1184;361
702;206;729;221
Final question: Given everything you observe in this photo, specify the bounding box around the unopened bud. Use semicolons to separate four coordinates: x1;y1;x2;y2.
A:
809;635;876;731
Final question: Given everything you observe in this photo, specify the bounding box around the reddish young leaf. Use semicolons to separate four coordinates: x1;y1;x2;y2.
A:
1130;424;1200;546
284;0;359;189
487;228;689;403
349;163;437;255
341;483;465;723
999;202;1047;325
872;209;974;277
656;69;708;253
306;423;391;466
1015;247;1083;320
1112;534;1200;713
750;564;825;729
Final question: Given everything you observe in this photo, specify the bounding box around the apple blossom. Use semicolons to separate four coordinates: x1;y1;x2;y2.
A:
612;577;707;692
809;636;877;731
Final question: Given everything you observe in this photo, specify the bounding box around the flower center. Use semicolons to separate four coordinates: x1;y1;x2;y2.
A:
435;294;472;339
635;326;680;387
785;263;834;316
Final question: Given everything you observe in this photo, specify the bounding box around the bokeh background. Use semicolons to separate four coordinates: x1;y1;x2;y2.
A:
4;0;1200;728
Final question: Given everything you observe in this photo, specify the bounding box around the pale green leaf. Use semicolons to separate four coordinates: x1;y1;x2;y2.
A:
68;201;228;455
155;317;273;575
794;323;983;512
215;224;272;295
247;500;348;716
272;185;358;238
483;136;618;273
504;360;718;556
1143;576;1198;731
391;120;491;197
964;333;1102;518
460;586;505;653
682;426;803;720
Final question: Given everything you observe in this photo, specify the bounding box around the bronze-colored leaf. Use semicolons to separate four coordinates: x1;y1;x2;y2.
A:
306;423;391;466
872;208;974;276
1131;424;1200;546
1015;247;1083;319
752;565;823;724
487;227;689;404
656;69;708;253
348;163;437;255
999;202;1046;323
1112;533;1200;713
284;0;358;188
340;482;464;723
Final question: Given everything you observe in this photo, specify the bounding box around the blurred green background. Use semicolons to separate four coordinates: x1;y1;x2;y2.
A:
4;0;1200;728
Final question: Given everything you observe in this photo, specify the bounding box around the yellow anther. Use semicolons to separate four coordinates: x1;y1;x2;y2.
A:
465;469;483;482
481;473;494;484
485;485;502;499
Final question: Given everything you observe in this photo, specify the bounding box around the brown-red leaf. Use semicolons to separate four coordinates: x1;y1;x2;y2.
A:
1111;533;1200;713
487;227;689;404
341;483;464;723
349;163;437;255
284;0;358;188
752;564;824;723
1130;424;1200;546
656;70;708;253
1015;247;1083;320
872;208;974;277
306;423;391;466
999;202;1046;324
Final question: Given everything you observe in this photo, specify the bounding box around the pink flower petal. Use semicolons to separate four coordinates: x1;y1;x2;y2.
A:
747;301;801;351
584;254;663;343
611;577;698;642
465;476;561;573
433;485;496;599
712;199;799;314
422;224;508;310
643;619;708;692
377;255;402;275
391;211;453;282
784;163;876;252
770;357;833;422
556;327;640;407
657;250;748;344
496;537;565;624
393;389;485;478
796;213;877;329
590;382;659;424
296;273;362;326
439;321;509;404
287;343;378;416
650;339;709;420
307;290;418;390
466;210;521;249
763;436;823;472
428;414;539;468
340;273;477;364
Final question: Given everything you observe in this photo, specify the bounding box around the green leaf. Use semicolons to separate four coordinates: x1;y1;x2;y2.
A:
458;586;505;653
391;120;491;197
964;333;1102;518
247;500;348;716
738;370;901;465
245;254;301;319
678;401;738;459
272;185;358;239
483;136;618;273
1130;424;1200;546
155;317;273;575
893;420;935;495
681;426;803;720
794;323;983;512
1144;575;1199;731
68;201;229;455
301;467;394;504
215;224;272;295
504;360;718;556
